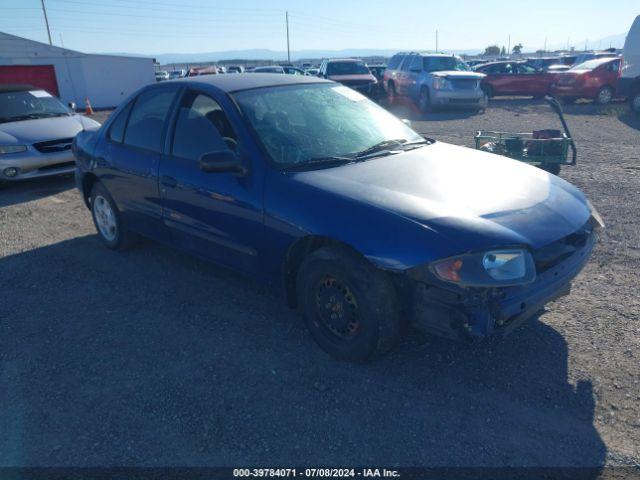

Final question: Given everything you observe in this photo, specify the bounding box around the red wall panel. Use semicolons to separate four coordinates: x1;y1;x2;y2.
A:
0;65;59;96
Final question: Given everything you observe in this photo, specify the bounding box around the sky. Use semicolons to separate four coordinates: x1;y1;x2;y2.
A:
1;0;637;55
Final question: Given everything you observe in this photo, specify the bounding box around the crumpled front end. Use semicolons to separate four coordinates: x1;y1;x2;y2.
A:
403;217;598;340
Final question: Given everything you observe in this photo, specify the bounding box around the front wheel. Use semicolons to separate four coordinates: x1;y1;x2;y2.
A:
387;82;397;105
595;86;613;105
90;182;137;250
418;88;431;113
296;246;402;362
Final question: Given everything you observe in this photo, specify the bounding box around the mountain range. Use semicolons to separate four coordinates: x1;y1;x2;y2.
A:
108;32;627;64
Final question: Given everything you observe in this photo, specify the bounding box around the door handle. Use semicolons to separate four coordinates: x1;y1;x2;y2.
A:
160;175;177;188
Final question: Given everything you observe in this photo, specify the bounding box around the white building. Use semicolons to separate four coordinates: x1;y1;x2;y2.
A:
0;32;155;109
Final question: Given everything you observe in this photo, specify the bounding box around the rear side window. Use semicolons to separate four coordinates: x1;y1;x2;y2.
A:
400;55;415;72
387;55;404;70
124;88;177;153
108;101;132;143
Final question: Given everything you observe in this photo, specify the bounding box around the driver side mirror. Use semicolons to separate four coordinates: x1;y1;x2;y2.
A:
199;150;246;175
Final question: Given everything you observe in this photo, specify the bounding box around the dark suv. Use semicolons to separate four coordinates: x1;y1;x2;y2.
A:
318;58;378;96
382;52;486;112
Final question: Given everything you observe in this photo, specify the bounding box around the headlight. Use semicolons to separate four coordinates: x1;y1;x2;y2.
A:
433;77;450;90
430;248;536;287
0;145;27;155
586;199;605;229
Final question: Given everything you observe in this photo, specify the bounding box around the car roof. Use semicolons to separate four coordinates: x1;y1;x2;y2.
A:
326;58;363;63
0;83;38;93
170;72;330;92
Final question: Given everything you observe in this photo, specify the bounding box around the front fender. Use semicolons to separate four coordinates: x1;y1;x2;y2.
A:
262;169;467;275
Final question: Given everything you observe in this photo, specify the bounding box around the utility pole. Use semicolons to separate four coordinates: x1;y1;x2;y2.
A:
40;0;52;45
285;11;290;63
435;29;438;52
544;36;547;53
566;36;570;51
507;35;511;55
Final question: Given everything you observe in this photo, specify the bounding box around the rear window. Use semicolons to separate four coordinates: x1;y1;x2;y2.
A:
326;62;369;75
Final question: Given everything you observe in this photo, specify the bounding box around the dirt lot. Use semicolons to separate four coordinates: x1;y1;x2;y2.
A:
0;100;638;468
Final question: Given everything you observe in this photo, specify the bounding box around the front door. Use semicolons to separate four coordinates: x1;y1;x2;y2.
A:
159;88;264;276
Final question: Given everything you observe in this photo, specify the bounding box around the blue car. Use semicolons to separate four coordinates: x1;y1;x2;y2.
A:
73;74;603;361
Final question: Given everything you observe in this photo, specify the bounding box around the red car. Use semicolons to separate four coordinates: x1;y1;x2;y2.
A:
475;61;555;98
550;57;622;105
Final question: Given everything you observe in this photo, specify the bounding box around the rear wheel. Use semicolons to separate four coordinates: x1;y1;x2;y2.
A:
418;88;431;113
595;86;613;105
296;246;402;362
90;182;137;250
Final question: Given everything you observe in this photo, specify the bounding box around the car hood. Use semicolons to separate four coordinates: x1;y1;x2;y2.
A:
0;114;101;144
291;142;591;252
432;70;485;79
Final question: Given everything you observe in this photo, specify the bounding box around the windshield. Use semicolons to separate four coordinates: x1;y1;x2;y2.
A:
570;59;610;71
326;62;370;75
0;89;71;123
234;83;424;167
423;57;470;72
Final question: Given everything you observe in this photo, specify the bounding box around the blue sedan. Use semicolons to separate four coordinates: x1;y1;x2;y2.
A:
73;74;603;361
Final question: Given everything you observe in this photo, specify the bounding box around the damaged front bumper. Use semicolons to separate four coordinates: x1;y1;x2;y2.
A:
404;226;596;340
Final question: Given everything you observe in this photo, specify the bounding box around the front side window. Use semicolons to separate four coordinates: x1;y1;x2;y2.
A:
171;91;237;161
124;88;177;153
423;57;470;72
234;83;423;167
517;64;538;75
0;89;71;124
409;56;423;71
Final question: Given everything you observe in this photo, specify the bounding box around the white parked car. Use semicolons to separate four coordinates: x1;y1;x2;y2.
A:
621;15;640;112
0;84;101;183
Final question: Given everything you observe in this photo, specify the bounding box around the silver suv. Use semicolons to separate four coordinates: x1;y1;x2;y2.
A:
383;52;486;112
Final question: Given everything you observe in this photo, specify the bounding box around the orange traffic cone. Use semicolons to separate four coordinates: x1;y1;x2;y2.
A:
85;97;94;115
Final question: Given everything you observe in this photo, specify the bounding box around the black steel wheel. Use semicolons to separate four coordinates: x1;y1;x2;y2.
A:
296;245;401;362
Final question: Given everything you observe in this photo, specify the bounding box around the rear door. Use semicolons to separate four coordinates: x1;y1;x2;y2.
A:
396;54;416;95
515;63;551;95
159;87;264;275
101;84;180;239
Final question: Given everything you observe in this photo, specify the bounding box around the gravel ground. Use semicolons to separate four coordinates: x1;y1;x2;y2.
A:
0;100;638;468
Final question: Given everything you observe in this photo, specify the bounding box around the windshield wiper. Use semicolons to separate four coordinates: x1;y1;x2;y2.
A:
283;156;355;172
352;139;407;159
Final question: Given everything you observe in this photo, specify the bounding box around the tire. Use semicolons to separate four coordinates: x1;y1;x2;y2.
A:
296;246;402;362
89;182;137;250
418;87;431;113
387;82;396;105
481;84;494;99
631;92;640;114
595;86;613;105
